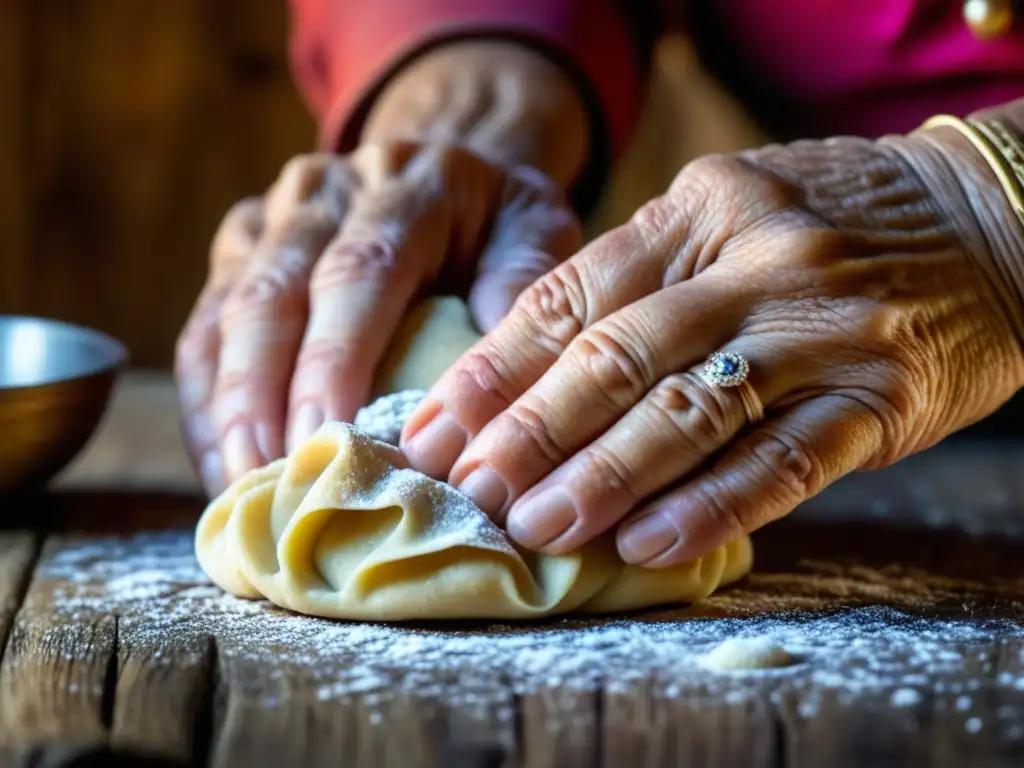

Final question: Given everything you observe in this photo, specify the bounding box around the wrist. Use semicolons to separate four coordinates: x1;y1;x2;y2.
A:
359;40;591;190
898;125;1024;349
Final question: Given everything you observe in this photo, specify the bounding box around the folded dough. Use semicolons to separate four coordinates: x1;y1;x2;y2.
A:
194;296;754;621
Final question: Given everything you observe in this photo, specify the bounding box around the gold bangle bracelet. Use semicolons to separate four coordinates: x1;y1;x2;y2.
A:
920;113;1024;230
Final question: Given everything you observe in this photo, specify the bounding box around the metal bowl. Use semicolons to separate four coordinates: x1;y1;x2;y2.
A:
0;316;128;493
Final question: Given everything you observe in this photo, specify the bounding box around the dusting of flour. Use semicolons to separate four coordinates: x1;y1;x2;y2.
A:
353;389;429;446
33;394;1024;740
30;530;1024;740
345;392;508;551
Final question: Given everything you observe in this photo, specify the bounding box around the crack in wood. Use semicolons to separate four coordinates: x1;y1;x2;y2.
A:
100;615;119;732
189;636;219;768
770;700;788;768
0;534;44;671
510;689;524;768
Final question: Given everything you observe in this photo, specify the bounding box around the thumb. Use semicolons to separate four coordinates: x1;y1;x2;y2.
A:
468;191;582;332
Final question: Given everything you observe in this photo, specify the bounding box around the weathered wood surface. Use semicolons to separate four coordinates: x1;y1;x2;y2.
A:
0;0;314;368
0;372;1022;767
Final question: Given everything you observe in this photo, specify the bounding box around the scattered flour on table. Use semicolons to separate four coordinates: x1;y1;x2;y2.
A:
30;530;1024;737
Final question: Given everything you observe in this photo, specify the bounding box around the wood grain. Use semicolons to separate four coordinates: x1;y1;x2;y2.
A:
1;6;758;369
3;374;1024;766
1;1;314;367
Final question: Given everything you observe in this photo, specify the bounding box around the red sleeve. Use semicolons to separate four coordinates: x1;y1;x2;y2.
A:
287;0;647;163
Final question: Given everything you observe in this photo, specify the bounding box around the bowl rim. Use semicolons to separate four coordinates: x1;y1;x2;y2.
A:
0;314;129;391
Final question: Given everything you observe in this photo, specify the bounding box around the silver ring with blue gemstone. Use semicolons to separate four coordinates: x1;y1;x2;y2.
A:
700;351;763;423
701;351;749;388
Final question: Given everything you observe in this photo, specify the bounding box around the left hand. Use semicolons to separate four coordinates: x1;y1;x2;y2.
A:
398;130;1024;567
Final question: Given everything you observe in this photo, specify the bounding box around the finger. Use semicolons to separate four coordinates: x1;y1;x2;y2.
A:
214;205;340;482
441;272;755;521
467;169;582;332
176;198;263;493
285;187;447;450
615;393;884;567
503;340;801;553
400;196;694;479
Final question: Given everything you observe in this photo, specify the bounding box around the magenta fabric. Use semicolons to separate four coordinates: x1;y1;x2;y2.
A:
287;0;641;157
288;0;1024;169
709;0;1024;138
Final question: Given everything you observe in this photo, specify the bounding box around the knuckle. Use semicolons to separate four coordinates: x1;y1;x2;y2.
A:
224;197;264;229
175;293;224;370
456;348;522;407
685;482;751;538
628;195;680;245
513;266;587;356
746;432;820;500
872;358;920;419
353;141;417;178
268;155;341;221
267;207;340;245
212;198;263;262
221;266;306;323
574;445;639;506
277;153;327;188
648;373;736;453
671;153;797;237
292;341;371;393
174;328;207;372
678;152;737;182
506;397;565;466
669;154;737;203
567;325;652;406
312;240;398;290
836;385;910;466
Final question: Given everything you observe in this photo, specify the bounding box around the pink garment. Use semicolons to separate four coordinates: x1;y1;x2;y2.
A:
288;0;1024;171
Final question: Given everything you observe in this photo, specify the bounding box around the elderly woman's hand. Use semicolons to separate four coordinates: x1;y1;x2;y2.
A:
174;42;587;495
175;146;578;494
400;128;1024;567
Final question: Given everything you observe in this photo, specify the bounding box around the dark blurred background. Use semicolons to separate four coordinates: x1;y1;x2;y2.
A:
0;2;764;368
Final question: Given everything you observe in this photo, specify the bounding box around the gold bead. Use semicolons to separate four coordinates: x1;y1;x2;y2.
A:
963;0;1015;39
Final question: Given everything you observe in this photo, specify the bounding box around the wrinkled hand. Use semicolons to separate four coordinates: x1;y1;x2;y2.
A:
400;134;1024;567
175;144;580;494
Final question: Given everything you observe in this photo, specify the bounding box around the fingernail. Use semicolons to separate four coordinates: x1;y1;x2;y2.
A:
287;403;324;453
200;451;225;496
456;466;509;517
184;413;217;451
617;513;679;565
254;422;277;460
402;412;467;479
223;423;264;480
507;487;577;550
178;372;213;412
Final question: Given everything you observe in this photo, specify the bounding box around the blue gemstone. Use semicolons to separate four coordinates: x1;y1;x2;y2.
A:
718;357;738;375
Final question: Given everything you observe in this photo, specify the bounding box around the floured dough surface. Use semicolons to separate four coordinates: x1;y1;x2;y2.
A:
353;389;428;446
195;421;753;620
371;296;481;396
194;296;754;621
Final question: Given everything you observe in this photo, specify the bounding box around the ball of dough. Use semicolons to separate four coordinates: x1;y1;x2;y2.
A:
372;296;481;396
699;637;796;671
194;420;754;621
194;296;756;621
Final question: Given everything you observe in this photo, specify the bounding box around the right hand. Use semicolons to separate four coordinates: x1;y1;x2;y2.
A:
174;143;581;496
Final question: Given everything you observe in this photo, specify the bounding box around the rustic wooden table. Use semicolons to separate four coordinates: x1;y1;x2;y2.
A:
2;371;1024;767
